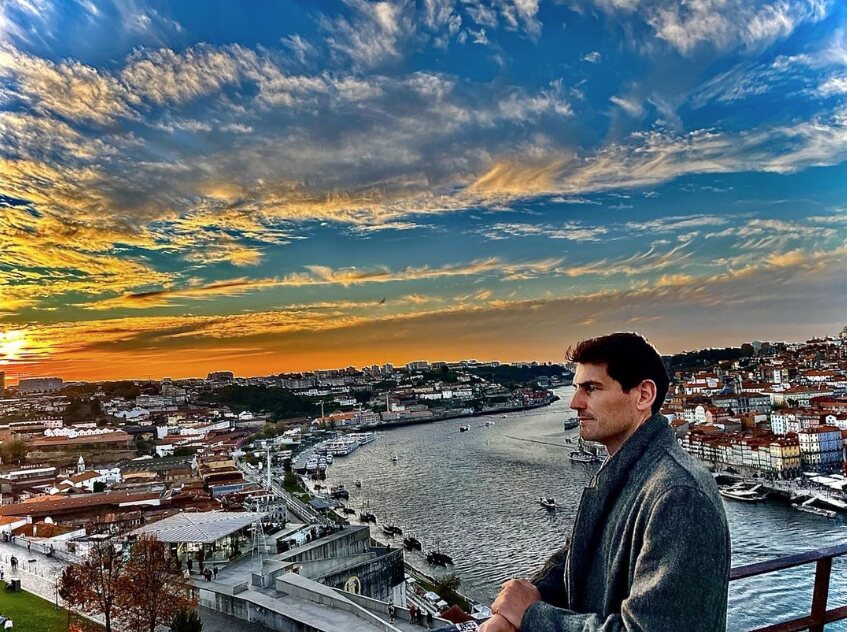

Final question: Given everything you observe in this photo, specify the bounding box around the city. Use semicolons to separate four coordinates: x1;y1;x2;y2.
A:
2;0;846;630
0;327;845;629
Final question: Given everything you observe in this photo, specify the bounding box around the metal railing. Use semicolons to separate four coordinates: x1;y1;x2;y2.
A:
730;542;847;632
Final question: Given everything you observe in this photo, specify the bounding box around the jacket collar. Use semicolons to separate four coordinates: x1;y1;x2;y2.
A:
566;413;673;610
592;412;673;490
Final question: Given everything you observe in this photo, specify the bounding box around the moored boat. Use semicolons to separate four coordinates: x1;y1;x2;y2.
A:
403;535;422;551
719;484;765;503
539;496;557;510
459;425;470;432
792;503;836;518
426;550;453;566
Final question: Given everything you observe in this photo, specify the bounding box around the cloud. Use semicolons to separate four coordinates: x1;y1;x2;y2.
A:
479;222;608;241
14;242;845;380
73;257;564;310
582;51;602;63
645;0;831;55
610;95;644;117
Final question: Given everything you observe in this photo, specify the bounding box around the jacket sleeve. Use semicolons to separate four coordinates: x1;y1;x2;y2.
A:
521;486;730;632
531;544;569;607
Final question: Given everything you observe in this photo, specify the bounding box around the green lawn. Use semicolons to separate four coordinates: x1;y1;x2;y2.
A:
0;581;102;631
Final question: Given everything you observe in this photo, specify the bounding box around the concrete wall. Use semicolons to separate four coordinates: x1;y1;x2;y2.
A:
279;526;369;563
321;547;404;601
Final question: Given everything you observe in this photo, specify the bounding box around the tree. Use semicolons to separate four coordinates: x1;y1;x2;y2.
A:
117;534;197;632
171;609;203;632
59;538;126;632
0;439;26;465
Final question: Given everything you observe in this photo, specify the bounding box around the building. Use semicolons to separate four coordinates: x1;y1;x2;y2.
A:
18;377;63;394
798;426;844;474
129;510;262;567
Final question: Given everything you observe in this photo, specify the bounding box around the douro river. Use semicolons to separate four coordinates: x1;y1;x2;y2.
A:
324;387;847;630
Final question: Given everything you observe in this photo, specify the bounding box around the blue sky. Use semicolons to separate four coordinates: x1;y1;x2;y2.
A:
1;0;846;380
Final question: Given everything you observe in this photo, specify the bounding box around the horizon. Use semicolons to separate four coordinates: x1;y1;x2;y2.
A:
1;1;846;385
2;326;839;386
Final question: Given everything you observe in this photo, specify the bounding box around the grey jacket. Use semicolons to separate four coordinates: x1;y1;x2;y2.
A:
523;414;730;631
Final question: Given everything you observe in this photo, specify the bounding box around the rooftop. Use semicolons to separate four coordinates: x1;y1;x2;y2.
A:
129;510;262;543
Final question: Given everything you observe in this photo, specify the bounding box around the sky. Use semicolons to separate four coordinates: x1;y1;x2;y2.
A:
1;0;846;383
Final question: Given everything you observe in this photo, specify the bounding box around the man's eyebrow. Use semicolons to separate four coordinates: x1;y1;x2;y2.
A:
576;380;602;388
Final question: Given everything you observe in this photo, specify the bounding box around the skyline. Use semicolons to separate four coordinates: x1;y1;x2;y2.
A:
1;0;846;383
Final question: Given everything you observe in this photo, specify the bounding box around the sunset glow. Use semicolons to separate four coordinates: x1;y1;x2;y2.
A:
1;1;845;384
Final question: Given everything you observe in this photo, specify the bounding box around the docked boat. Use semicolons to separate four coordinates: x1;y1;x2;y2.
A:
719;484;765;503
383;524;403;535
349;432;377;445
563;418;579;431
359;510;377;523
459;425;470;432
403;535;422;551
325;454;333;464
330;485;349;500
570;450;599;464
539;496;557;510
381;525;397;537
327;437;360;456
793;503;836;518
485;421;495;427
426;550;454;566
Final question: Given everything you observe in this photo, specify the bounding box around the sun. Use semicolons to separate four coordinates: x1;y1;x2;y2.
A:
0;330;28;364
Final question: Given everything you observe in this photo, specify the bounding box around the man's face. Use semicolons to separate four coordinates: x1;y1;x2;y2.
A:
570;362;644;455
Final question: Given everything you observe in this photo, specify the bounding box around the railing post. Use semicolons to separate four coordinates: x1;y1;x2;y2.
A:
809;556;832;632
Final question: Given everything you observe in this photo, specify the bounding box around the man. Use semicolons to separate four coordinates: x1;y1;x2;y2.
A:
481;332;730;631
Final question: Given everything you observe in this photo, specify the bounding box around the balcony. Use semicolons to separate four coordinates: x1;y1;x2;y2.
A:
730;542;847;631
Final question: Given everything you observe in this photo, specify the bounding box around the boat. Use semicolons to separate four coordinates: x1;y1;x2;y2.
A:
325;454;333;464
569;439;606;464
563;419;579;431
354;480;362;488
391;454;398;462
459;425;470;432
403;535;422;551
340;507;357;515
330;484;349;500
792;503;836;518
383;524;402;535
426;550;454;566
381;525;396;537
719;484;765;503
358;510;377;523
570;450;600;464
349;432;377;445
539;496;557;510
485;421;495;427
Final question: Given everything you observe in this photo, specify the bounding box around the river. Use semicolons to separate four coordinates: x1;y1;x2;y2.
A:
320;387;847;630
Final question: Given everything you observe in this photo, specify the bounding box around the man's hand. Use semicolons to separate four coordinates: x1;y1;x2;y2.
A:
478;613;517;632
492;579;541;630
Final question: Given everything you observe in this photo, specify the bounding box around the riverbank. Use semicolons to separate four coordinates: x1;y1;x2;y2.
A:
357;395;560;433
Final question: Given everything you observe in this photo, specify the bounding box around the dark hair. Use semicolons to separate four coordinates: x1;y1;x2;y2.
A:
566;332;669;415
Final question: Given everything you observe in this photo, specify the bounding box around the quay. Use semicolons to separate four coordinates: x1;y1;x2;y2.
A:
716;473;847;509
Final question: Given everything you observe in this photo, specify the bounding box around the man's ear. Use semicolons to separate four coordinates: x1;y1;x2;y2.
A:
635;379;657;413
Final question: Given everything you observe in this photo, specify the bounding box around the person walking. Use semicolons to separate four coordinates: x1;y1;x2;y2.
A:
212;566;218;579
425;609;433;629
388;601;396;623
409;603;416;625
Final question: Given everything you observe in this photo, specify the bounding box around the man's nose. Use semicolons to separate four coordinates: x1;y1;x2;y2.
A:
570;391;584;410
